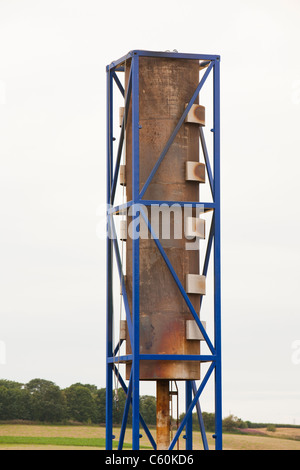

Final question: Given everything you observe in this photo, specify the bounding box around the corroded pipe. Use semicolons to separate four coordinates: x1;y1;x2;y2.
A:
125;57;201;381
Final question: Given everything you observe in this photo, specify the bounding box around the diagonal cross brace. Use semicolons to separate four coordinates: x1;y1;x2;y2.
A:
140;207;215;355
110;65;133;205
139;61;214;199
191;380;209;450
112;71;125;98
112;365;157;450
200;212;215;310
199;127;214;198
109;216;133;347
169;363;215;450
118;370;133;450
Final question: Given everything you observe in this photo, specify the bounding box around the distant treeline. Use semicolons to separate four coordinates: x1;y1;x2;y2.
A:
0;379;156;425
0;379;217;428
0;379;293;430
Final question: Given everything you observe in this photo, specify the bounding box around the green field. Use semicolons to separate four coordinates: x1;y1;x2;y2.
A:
0;424;299;450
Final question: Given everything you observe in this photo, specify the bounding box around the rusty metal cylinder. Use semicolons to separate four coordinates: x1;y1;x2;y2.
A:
125;56;201;381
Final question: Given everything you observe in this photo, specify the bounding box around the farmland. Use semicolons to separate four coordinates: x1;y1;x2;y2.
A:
0;424;299;450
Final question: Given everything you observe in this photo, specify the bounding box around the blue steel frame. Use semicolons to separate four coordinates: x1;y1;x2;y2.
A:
106;50;221;451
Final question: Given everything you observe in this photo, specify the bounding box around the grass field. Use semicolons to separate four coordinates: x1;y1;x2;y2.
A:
0;424;300;450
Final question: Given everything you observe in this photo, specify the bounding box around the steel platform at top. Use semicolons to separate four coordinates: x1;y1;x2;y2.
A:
107;49;221;71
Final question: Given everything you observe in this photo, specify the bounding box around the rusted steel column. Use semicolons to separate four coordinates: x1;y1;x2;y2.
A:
125;56;201;381
156;380;170;450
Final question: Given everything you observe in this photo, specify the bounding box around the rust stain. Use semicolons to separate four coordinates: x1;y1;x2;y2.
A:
194;105;205;126
193;162;205;183
156;380;170;450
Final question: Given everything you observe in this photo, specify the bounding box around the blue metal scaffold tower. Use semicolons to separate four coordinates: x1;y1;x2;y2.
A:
106;50;222;451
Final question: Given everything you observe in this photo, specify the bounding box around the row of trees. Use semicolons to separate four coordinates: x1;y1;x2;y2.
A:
0;379;156;424
0;379;251;431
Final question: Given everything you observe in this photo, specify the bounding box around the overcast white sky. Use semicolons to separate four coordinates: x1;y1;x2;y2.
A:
0;0;300;426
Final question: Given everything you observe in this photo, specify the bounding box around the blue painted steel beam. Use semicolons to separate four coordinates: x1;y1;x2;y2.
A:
106;68;114;450
107;51;133;71
185;381;193;450
107;200;133;215
110;66;132;204
109;217;133;346
107;355;132;363
106;51;220;72
112;365;157;450
213;58;222;451
141;200;215;211
112;71;125;98
108;200;215;216
107;354;216;363
130;50;220;61
200;213;215;310
169;363;215;450
202;213;215;277
140;207;215;355
191;381;209;450
199;127;214;197
113;339;124;357
118;371;133;450
131;53;140;450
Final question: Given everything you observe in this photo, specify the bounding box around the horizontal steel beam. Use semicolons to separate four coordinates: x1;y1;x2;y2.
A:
107;50;220;72
107;354;217;363
141;200;215;211
133;50;220;61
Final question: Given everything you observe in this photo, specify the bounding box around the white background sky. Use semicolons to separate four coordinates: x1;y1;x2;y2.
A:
0;0;300;425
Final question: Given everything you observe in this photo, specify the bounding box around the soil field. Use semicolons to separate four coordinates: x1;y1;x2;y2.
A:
0;424;299;450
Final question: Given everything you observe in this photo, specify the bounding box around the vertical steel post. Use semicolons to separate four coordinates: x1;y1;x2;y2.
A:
213;57;222;451
106;67;113;450
131;53;140;450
